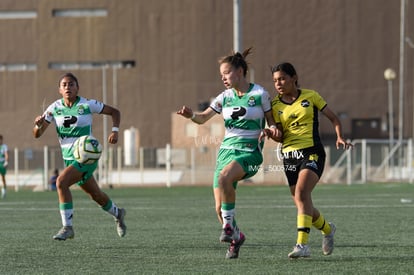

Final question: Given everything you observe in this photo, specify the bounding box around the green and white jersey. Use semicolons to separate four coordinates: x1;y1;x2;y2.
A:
210;83;272;152
43;96;104;160
0;144;7;163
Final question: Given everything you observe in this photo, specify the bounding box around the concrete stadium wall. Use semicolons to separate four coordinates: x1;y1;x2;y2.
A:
0;0;412;152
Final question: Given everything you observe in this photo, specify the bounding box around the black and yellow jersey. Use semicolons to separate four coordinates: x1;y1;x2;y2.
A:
271;89;327;153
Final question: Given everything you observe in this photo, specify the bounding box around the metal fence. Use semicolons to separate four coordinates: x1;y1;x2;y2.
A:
6;139;414;191
323;139;413;184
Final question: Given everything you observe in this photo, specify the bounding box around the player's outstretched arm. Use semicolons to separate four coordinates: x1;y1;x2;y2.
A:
176;105;216;125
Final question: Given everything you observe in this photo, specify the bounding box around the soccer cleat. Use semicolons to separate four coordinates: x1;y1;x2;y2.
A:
288;244;311;258
53;226;74;240
322;222;336;255
225;232;245;259
115;208;127;237
219;224;234;243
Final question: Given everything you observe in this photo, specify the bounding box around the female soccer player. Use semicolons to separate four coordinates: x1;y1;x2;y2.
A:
177;48;280;259
268;62;352;258
33;72;126;240
0;135;8;199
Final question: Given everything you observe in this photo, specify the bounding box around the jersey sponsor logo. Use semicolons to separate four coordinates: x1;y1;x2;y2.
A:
63;115;77;128
306;160;318;170
230;106;247;120
301;99;310;107
291;121;307;128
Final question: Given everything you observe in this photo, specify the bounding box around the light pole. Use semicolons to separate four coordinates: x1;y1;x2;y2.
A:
406;37;414;140
397;0;406;178
100;65;109;187
233;0;241;53
100;61;135;186
384;68;397;172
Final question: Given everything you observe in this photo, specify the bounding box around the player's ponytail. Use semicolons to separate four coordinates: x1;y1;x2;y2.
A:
219;47;253;77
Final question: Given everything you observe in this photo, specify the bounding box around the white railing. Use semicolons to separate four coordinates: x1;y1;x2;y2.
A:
323;139;413;184
8;139;414;191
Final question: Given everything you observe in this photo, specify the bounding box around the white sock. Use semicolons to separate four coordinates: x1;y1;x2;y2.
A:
60;209;74;226
104;201;119;218
221;209;235;228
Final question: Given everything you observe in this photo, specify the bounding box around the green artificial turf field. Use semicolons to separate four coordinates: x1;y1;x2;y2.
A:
1;183;413;274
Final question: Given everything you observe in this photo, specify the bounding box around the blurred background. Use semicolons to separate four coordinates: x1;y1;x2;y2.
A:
0;0;413;188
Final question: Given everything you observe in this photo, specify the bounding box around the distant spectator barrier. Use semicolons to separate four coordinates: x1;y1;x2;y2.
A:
7;139;414;191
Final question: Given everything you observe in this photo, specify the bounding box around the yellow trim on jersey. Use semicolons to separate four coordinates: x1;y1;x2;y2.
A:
271;89;327;153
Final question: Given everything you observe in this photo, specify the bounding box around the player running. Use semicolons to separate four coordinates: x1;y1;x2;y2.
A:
266;62;352;258
177;48;280;259
32;72;126;240
0;135;8;199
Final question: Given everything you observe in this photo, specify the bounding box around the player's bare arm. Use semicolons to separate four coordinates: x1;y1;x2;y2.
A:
176;105;216;124
322;107;352;150
260;111;283;142
100;105;121;144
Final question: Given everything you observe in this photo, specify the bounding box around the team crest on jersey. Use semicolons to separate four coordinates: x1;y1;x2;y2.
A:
248;96;256;107
301;100;310;107
78;105;85;115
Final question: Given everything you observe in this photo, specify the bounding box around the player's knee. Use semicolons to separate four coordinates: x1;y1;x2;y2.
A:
218;172;233;187
56;177;69;189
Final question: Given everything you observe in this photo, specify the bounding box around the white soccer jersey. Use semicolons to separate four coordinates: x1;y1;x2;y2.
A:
210;83;272;152
43;96;104;160
0;144;7;163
